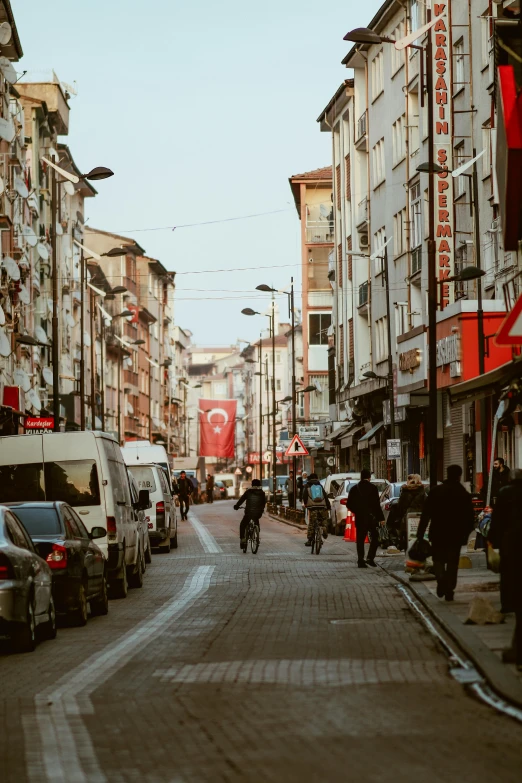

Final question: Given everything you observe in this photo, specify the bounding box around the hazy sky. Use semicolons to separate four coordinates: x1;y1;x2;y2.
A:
17;0;381;346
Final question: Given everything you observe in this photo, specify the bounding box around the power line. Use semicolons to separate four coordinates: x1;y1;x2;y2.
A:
116;208;293;233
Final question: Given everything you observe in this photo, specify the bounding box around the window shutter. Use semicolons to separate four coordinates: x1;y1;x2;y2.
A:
345;154;351;200
337;243;343;288
336;164;341;211
347;236;352;280
349;318;354;360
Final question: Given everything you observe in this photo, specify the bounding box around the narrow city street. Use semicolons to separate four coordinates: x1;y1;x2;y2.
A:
1;502;521;783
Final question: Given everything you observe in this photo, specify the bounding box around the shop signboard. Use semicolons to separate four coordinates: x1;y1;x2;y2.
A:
386;438;401;460
24;416;54;435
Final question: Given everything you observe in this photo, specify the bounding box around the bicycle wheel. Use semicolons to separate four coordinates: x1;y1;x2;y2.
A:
315;525;322;554
250;524;260;554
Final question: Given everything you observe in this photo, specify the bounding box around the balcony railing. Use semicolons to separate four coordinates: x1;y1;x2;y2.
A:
412;246;422;275
358;281;369;307
357;197;368;226
357;111;367;140
305;223;334;244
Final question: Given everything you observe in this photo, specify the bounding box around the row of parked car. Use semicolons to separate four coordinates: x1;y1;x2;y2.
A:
0;434;179;653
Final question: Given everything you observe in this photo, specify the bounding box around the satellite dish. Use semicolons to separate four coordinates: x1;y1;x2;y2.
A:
1;256;20;281
63;180;75;196
14;176;28;199
0;22;12;45
18;284;30;305
0;327;11;358
61;80;78;97
55;222;63;236
18;254;30;269
34;326;49;345
0;303;5;325
83;331;91;347
37;242;49;261
42;367;53;385
0;57;16;84
14;368;31;392
21;225;37;246
0;116;15;143
27;388;42;411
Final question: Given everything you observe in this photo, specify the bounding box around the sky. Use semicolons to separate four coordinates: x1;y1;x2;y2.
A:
16;0;382;346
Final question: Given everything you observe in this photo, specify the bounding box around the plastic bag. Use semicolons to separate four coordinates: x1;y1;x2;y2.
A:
378;524;392;548
408;538;432;564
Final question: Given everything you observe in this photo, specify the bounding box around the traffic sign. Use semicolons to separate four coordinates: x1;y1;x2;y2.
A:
285;434;309;457
495;294;522;345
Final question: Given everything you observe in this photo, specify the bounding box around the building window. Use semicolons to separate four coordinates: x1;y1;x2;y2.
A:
372;138;385;187
336;164;341;211
337;243;343;288
275;352;281;364
454;38;465;92
454;143;466;198
410;0;419;32
392;115;406;166
393;209;406;256
408;91;419;154
482;123;491;178
410;182;422;249
375;316;388;363
396;303;408;336
345;154;351;201
308;375;328;415
309;312;332;346
373;226;386;275
371;50;384;100
391;21;405;74
481;13;491;69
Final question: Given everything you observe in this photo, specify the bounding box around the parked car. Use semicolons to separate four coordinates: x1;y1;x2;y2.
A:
238;480;252;496
0;505;56;652
330;479;389;535
7;501;108;626
127;463;177;553
127;470;152;571
323;472;362;500
379;481;431;521
213;480;228;500
261;477;288;503
122;441;174;492
0;432;150;601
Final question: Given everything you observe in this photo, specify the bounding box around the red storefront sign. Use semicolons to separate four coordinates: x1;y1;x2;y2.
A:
24;417;54;435
496;66;522;251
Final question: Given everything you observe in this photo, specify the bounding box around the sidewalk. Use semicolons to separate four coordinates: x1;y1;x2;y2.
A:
380;549;522;708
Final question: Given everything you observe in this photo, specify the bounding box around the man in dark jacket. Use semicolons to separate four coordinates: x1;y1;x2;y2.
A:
176;470;193;521
347;468;385;567
206;473;214;503
303;472;330;545
234;479;267;548
417;464;474;602
491;457;511;505
489;469;522;668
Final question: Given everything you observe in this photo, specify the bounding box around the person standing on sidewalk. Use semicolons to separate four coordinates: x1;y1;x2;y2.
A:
347;468;384;568
206;473;214;503
491;457;511;505
416;464;474;602
489;469;522;669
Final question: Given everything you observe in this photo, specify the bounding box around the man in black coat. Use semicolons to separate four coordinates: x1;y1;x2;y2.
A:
234;479;267;548
176;471;193;521
347;468;385;568
417;464;474;602
489;469;522;668
491;457;511;505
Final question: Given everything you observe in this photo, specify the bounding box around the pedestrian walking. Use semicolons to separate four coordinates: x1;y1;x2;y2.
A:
287;469;295;508
299;472;308;503
347;468;384;568
416;464;474;602
491;457;511;505
176;470;193;520
390;474;426;551
489;469;522;669
303;472;330;546
206;473;214;503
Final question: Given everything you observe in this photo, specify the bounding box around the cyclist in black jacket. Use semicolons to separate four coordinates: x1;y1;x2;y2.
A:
234;479;266;548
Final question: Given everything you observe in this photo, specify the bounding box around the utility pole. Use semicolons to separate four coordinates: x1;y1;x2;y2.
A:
79;246;86;430
90;287;96;430
383;245;396;482
290;278;297;507
100;312;105;431
258;333;263;482
183;381;188;456
51;157;60;432
271;300;277;503
117;344;122;444
472;148;487;490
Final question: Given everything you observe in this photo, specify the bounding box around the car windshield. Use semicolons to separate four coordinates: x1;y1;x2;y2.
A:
10;506;62;537
372;481;388;493
128;466;157;493
393;484;404;497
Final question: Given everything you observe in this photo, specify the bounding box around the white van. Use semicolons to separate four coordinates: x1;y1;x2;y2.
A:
0;432;149;600
121;441;173;491
126;462;178;552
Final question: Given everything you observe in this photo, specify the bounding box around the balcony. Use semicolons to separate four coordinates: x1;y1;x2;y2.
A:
411;246;422;276
357;197;368;228
305;202;334;244
355;112;368;151
358;281;369;315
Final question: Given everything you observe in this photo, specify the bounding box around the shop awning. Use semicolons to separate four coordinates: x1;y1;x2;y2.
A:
447;357;522;405
325;424;352;447
357;421;385;450
341;424;365;449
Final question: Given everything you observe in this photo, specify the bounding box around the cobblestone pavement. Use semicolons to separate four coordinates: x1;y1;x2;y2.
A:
1;501;522;782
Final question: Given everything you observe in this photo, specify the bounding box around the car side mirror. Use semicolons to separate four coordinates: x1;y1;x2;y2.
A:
136;489;150;511
90;526;107;540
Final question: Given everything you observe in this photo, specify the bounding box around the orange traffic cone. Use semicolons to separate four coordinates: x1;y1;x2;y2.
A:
343;512;357;542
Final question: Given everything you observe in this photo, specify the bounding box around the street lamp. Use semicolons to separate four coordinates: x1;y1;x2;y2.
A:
47;159;114;433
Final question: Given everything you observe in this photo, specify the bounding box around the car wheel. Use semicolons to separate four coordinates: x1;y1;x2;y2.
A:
11;597;36;653
159;537;171;554
170;527;178;549
44;595;57;640
109;557;128;600
129;545;144;588
144;538;152;564
71;580;89;627
90;572;109;616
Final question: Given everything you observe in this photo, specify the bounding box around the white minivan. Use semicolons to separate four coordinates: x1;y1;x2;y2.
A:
126;462;178;553
121;441;173;491
0;432;150;600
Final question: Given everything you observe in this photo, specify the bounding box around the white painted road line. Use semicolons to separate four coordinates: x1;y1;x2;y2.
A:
188;509;223;554
24;565;215;783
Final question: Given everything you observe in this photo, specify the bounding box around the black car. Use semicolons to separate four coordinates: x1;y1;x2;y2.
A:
7;502;108;626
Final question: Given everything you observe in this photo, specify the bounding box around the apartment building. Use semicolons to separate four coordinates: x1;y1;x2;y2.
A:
319;0;521;488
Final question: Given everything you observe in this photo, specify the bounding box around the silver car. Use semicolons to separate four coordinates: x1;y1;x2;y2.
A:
0;505;56;652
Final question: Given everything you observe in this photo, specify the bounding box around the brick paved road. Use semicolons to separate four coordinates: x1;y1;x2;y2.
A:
1;501;521;782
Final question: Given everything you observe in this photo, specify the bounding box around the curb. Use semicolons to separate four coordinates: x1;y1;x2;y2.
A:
385;567;522;711
265;512;307;531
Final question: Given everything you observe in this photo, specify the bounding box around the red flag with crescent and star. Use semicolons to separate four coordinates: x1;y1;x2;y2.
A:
198;398;237;458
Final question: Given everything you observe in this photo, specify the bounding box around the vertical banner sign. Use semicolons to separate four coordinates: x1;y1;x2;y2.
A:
198;398;237;458
432;3;454;309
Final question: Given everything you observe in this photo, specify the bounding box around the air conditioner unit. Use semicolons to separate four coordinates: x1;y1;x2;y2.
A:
359;233;369;249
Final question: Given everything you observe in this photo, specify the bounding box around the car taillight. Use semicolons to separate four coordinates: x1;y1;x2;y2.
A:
340;498;348;506
0;554;13;579
46;544;67;570
156;501;165;524
106;516;117;534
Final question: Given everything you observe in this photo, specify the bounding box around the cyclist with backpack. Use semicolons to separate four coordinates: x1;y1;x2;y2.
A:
303;472;330;546
234;479;267;549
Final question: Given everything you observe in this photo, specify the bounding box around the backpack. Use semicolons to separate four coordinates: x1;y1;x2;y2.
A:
307;482;326;507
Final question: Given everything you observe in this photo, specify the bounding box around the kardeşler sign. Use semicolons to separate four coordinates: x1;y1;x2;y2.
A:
432;3;454;309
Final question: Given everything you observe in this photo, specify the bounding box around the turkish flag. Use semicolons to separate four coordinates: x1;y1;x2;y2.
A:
199;398;237;458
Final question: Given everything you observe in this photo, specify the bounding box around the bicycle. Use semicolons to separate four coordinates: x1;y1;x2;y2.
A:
309;509;324;555
243;518;260;554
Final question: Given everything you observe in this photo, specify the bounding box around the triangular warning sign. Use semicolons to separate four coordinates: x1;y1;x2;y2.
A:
285;434;309;457
495;294;522;346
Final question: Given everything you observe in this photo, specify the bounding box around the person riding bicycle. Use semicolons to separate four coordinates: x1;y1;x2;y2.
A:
234;479;266;549
303;472;330;546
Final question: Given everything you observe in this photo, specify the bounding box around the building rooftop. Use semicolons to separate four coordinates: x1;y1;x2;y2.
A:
289;167;332;215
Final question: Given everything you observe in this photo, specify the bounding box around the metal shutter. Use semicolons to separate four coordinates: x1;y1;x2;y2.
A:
443;394;465;473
